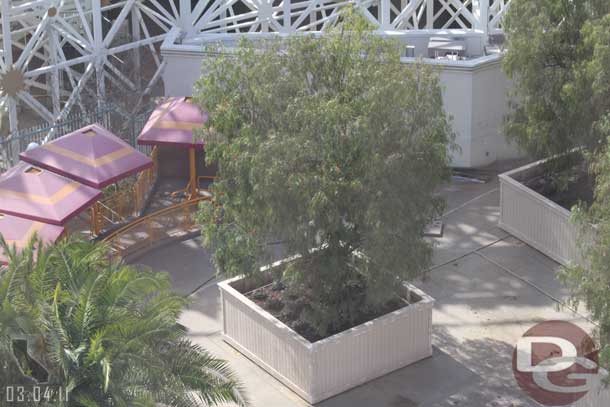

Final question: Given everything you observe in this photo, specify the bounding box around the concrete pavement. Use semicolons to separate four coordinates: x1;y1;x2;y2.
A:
133;176;598;407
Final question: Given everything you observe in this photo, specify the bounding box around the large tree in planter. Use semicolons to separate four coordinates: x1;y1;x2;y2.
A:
503;0;610;159
560;118;610;372
0;236;246;407
505;0;610;380
195;12;452;339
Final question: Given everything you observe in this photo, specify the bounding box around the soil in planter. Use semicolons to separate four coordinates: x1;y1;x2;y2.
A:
245;282;407;343
525;161;594;210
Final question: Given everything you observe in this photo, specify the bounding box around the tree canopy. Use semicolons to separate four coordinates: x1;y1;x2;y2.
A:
508;0;610;374
503;0;610;158
195;12;452;337
0;237;246;407
560;117;610;372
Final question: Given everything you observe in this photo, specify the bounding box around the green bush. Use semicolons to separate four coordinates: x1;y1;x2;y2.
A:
0;236;246;406
503;0;610;158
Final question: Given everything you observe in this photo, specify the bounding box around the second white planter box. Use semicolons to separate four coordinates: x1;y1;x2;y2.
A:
499;157;592;266
219;275;434;404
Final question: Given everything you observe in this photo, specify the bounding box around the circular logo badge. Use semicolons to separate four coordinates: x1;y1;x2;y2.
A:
512;320;598;406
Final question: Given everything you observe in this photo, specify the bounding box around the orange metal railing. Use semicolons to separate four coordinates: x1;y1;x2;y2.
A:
103;196;209;260
91;147;159;235
170;174;218;201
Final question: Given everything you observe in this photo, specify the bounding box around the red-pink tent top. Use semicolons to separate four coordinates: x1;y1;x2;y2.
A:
0;213;64;265
0;162;102;225
137;97;207;150
20;124;153;189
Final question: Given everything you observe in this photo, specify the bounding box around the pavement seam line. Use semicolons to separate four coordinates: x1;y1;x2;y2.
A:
189;275;218;297
474;251;597;327
442;187;499;218
428;235;509;273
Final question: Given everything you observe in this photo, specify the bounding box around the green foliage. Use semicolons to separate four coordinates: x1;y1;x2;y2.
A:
560;116;610;371
503;0;610;158
0;236;246;407
194;11;451;337
510;0;610;372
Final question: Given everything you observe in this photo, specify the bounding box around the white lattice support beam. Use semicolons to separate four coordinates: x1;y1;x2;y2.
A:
52;31;85;112
15;10;51;70
447;0;477;27
291;0;320;31
48;27;61;116
426;0;434;28
137;59;166;109
179;0;191;32
131;9;142;90
1;0;20;136
195;0;242;32
355;0;381;27
91;0;105;104
135;7;162;67
1;0;14;68
139;1;176;29
472;0;489;34
379;0;391;29
17;91;54;122
103;0;137;47
105;59;137;91
1;0;513;136
393;0;425;30
489;0;511;33
74;0;95;45
282;0;290;33
43;61;95;143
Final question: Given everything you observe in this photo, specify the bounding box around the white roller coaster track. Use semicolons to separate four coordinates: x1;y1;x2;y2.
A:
0;0;511;136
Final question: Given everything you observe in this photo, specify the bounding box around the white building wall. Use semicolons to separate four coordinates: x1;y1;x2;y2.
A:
438;69;473;168
425;55;521;168
161;34;522;168
469;59;521;166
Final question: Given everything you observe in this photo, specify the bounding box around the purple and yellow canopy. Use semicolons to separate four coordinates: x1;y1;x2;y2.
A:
137;97;207;150
0;214;64;265
20;124;153;189
0;163;102;225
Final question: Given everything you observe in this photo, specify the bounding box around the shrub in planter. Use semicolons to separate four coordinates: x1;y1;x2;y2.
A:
500;1;610;264
195;10;451;341
503;0;610;159
561;119;610;371
505;1;610;373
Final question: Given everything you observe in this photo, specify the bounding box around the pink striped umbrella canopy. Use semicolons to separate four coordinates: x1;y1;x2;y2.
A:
0;162;102;225
137;97;207;150
20;124;153;189
0;213;64;265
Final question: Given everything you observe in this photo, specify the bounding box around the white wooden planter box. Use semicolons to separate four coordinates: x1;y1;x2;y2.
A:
499;157;590;266
218;275;434;404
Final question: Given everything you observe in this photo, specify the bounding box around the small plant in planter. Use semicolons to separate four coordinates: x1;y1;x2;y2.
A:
194;10;451;402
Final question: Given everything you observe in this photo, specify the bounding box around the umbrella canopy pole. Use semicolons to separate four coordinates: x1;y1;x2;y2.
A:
91;204;101;236
189;147;197;199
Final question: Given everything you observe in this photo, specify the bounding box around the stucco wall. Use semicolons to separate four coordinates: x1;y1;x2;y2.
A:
469;59;520;166
161;33;522;168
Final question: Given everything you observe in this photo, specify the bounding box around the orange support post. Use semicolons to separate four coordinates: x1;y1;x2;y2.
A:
189;147;197;199
91;203;101;236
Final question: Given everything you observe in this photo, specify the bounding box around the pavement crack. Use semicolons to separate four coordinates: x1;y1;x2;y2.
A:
473;251;597;327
